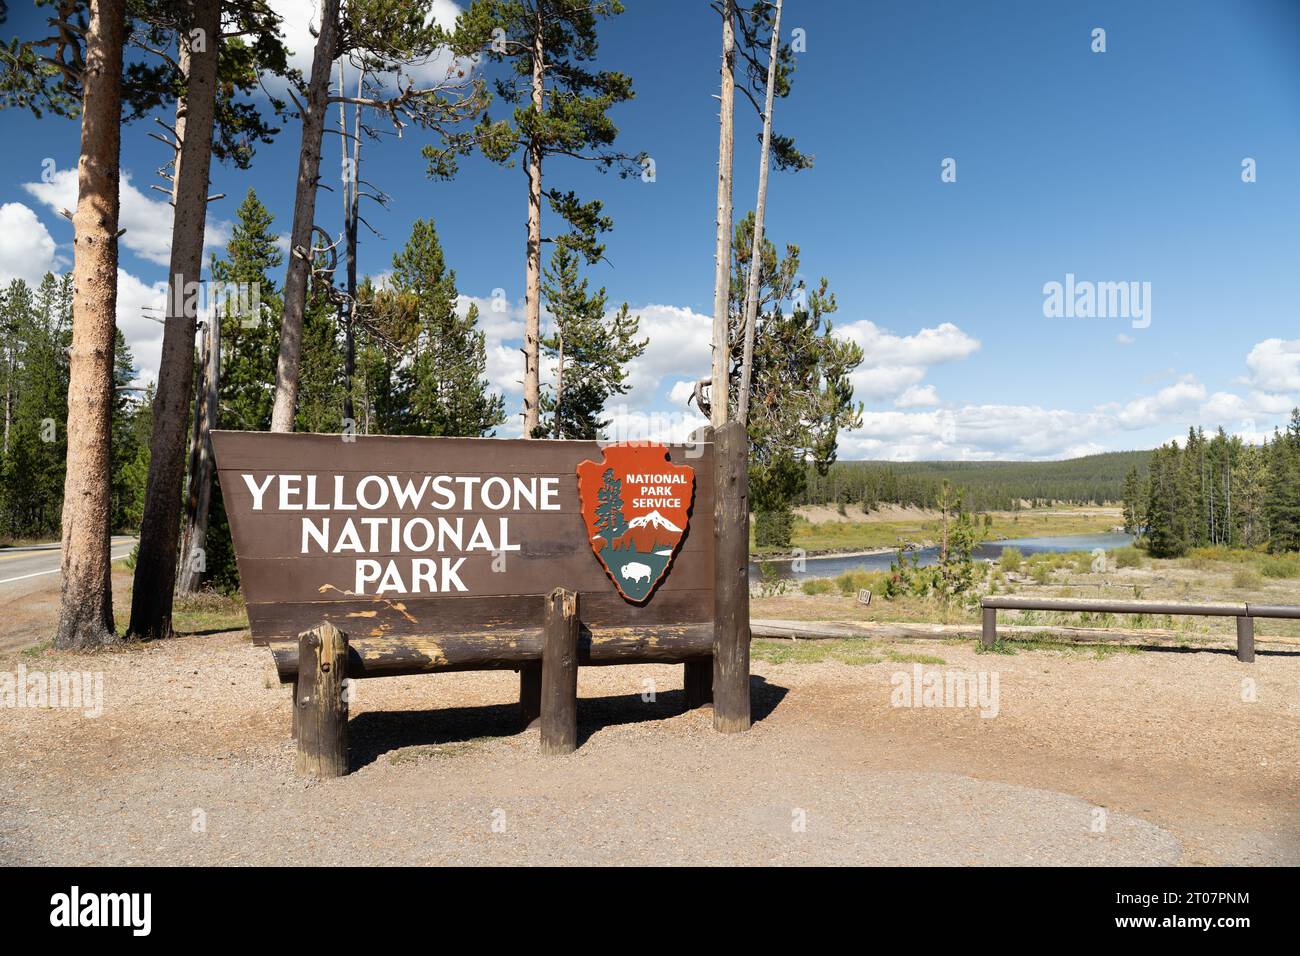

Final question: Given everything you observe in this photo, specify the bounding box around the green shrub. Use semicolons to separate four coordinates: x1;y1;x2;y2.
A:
1030;562;1053;584
1231;567;1262;590
801;577;834;596
1260;554;1300;579
754;508;795;548
998;547;1023;573
829;569;888;598
1112;546;1142;569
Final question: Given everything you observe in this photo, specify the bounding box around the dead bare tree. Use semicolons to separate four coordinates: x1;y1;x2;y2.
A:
736;0;782;424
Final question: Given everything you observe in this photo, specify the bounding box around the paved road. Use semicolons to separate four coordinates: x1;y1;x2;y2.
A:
0;536;136;590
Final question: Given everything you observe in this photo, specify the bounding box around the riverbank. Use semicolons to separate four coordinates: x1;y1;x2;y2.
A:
750;544;1300;641
752;505;1122;558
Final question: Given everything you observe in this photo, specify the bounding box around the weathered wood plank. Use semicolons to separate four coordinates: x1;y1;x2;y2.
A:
247;590;713;645
269;622;714;682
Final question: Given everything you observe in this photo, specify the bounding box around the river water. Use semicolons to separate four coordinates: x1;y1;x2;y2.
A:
750;532;1135;582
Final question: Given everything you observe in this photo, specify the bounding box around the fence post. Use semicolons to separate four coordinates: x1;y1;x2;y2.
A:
541;588;579;755
296;622;349;778
981;606;997;649
1236;616;1255;664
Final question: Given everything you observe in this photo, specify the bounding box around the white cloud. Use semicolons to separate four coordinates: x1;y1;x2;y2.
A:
1245;338;1300;394
837;319;980;403
1113;376;1206;429
457;292;525;403
668;379;698;405
894;384;940;408
620;304;712;409
0;203;61;285
114;270;171;385
23;168;230;268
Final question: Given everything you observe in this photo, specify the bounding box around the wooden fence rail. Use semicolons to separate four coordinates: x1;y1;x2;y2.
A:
979;596;1300;663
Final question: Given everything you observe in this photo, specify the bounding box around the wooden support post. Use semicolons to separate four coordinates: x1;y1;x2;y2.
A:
981;606;997;649
295;622;349;778
1236;615;1255;663
290;678;299;740
712;421;751;733
540;588;579;755
519;663;542;728
683;659;713;708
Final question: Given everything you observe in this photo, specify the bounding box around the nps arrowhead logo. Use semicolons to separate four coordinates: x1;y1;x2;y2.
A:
577;444;695;603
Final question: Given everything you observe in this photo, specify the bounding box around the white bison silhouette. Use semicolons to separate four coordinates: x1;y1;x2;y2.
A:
621;561;652;584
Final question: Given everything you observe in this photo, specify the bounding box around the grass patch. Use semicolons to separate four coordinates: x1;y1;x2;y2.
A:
975;633;1141;659
172;590;248;634
751;638;883;665
387;739;494;765
883;649;946;665
1231;567;1263;590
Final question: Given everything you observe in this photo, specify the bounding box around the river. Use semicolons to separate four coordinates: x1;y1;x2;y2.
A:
750;532;1135;582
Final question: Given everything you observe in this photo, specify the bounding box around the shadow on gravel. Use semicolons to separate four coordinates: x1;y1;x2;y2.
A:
348;674;789;769
1120;644;1300;658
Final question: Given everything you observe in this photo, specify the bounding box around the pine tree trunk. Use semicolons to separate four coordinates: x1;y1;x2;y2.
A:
736;0;782;425
522;10;545;438
54;0;125;651
128;0;221;639
4;346;12;456
553;330;563;439
176;314;218;593
339;62;361;427
709;0;735;428
270;0;339;433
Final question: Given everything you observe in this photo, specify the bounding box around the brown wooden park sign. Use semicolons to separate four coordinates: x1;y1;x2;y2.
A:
212;422;751;776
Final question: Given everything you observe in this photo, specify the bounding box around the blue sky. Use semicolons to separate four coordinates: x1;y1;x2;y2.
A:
2;0;1298;459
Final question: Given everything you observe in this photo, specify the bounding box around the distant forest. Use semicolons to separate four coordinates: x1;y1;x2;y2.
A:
796;451;1153;512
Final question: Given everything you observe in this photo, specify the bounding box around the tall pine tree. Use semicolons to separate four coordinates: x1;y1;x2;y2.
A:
538;241;645;439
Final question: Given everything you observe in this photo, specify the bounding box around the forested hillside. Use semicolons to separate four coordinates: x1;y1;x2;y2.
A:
798;451;1152;512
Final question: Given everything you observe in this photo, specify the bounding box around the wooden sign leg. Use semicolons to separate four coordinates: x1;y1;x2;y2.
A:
295;622;349;778
684;659;713;708
540;588;579;755
519;664;542;729
713;421;751;733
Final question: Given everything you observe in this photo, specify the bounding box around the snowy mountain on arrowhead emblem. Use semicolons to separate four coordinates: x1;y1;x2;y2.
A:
628;510;681;532
576;444;695;603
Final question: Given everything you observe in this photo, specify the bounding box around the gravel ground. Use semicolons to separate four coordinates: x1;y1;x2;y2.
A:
2;632;1297;866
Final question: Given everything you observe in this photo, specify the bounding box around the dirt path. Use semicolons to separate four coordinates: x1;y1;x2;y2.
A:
1;632;1296;865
